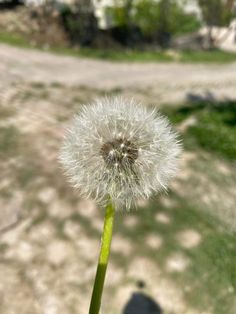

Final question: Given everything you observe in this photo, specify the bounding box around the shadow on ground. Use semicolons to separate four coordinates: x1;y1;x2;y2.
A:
123;292;163;314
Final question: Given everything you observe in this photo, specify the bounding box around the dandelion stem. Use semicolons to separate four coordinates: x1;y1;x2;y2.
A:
89;198;115;314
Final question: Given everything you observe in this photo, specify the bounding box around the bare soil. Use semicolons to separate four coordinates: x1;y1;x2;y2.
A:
1;43;236;104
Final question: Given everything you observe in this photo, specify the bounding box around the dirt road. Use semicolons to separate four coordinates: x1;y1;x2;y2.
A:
1;43;236;103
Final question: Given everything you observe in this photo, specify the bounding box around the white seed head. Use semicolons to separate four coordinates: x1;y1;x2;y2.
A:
59;97;182;210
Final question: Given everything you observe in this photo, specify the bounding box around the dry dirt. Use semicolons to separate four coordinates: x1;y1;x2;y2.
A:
1;43;236;104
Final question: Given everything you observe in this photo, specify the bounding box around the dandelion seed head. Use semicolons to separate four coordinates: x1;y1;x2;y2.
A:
59;97;182;209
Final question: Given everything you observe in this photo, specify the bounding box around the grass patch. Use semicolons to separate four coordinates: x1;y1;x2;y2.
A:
73;47;236;64
1;31;236;63
0;126;20;159
163;101;236;160
180;49;236;63
0;31;30;48
74;47;173;62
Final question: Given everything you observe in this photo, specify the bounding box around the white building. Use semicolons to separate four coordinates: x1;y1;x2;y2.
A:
200;19;236;52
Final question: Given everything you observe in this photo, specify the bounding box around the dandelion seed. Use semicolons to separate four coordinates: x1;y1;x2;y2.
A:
59;96;181;210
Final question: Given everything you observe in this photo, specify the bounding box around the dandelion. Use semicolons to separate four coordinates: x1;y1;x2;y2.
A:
59;96;181;314
60;97;181;209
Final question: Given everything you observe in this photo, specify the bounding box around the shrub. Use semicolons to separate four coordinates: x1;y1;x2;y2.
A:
106;0;201;47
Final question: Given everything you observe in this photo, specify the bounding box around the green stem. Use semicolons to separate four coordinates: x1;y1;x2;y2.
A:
89;199;115;314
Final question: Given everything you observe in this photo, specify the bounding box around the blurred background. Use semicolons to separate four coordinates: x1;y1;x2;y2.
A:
0;1;236;313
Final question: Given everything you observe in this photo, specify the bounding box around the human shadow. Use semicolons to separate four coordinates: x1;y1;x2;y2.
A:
186;91;236;113
180;92;236;127
186;91;217;103
122;292;163;314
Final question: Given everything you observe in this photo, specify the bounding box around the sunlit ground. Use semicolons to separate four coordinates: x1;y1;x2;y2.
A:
0;83;235;314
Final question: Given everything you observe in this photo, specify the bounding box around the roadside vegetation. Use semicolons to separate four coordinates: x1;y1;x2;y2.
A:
163;101;236;159
0;0;236;64
1;30;236;64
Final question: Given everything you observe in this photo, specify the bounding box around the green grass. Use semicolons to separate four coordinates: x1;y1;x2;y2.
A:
72;47;236;64
0;31;30;48
180;49;236;63
162;101;236;160
73;47;173;62
0;126;20;159
1;31;236;63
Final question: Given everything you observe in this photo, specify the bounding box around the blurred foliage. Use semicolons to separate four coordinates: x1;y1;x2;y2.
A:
59;0;98;46
0;0;23;9
2;30;236;63
1;0;235;50
106;0;201;47
198;0;234;27
134;0;201;41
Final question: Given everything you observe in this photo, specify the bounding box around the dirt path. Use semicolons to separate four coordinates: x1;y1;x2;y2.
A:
1;43;236;103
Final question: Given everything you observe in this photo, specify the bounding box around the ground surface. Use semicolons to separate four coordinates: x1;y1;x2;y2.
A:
1;43;236;104
0;44;235;314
